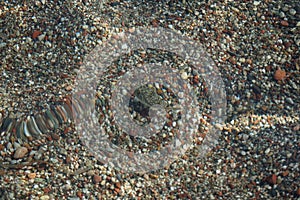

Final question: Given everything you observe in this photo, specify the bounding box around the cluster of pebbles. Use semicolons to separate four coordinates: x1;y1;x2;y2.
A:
0;0;299;199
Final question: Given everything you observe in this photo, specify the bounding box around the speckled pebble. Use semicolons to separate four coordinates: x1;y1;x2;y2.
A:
13;147;28;159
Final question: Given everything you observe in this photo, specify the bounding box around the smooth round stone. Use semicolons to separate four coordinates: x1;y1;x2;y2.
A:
289;8;296;15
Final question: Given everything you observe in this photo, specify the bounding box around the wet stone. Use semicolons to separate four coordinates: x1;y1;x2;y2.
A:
14;146;28;159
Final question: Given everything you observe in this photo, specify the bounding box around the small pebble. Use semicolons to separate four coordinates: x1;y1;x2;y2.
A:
296;188;300;196
181;72;188;80
28;173;36;179
253;1;260;6
274;69;286;81
14;147;28;159
264;148;270;154
280;20;289;27
38;34;46;41
266;174;277;185
289;8;296;16
32;30;42;39
0;43;7;48
93;175;101;184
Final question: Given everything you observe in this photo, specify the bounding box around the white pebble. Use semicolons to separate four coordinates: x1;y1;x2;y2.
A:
253;1;260;6
241;151;246;156
265;148;270;154
82;25;89;30
181;71;188;80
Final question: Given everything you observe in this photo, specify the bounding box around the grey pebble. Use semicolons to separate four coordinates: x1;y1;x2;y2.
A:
241;151;247;156
289;8;297;15
0;43;7;48
285;97;294;105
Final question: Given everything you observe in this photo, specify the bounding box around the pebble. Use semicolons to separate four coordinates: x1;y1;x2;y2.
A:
253;1;260;6
39;195;50;200
264;148;270;154
13;146;28;159
274;69;286;81
51;133;60;140
181;71;188;80
28;173;36;179
93;175;102;184
296;188;300;196
289;8;296;15
285;97;294;105
280;20;289;27
32;30;42;39
38;34;46;41
266;174;277;185
0;43;7;48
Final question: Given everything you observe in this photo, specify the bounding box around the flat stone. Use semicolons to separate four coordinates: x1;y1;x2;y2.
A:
14;147;28;159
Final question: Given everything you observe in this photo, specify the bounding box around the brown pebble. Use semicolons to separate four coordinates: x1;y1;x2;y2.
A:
265;65;272;72
65;85;73;91
14;147;28;159
43;187;51;194
261;106;268;111
27;173;36;179
51;133;60;140
280;20;289;27
296;188;300;196
0;170;6;176
266;174;277;185
156;89;163;95
0;144;4;151
65;156;71;164
32;30;42;39
76;191;83;198
151;19;159;27
93;175;101;184
284;42;292;48
229;57;236;65
46;135;52;141
114;188;120;194
115;182;121;189
282;170;289;177
274;69;286;81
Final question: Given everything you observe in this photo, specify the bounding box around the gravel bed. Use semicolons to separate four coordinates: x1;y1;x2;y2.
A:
0;0;299;199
